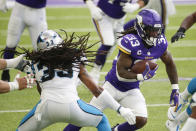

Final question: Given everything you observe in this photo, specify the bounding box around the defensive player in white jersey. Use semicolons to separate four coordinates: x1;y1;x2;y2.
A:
1;0;47;82
0;55;34;93
84;0;149;85
64;9;179;131
165;11;196;131
16;30;136;131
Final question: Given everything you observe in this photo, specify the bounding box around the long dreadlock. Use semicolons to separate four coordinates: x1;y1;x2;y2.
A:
1;30;105;75
118;26;137;39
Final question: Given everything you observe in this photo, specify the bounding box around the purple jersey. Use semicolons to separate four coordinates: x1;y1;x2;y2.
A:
97;0;130;19
105;33;168;92
16;0;46;8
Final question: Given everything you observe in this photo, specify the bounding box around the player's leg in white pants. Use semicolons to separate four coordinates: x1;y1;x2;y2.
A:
90;81;148;130
17;99;111;131
2;2;26;81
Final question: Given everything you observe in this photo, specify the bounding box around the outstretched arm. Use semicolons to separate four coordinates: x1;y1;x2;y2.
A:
79;64;136;125
171;11;196;43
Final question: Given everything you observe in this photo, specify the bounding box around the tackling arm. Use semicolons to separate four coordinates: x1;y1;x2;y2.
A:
79;64;136;124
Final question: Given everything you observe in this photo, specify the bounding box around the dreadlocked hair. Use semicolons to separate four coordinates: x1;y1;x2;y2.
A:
117;26;137;39
1;30;104;75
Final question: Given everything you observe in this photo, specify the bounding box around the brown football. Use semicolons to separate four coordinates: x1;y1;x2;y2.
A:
131;60;158;74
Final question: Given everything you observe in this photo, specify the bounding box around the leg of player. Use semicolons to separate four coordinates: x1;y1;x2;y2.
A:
111;89;147;131
1;3;25;82
181;93;196;131
89;16;115;85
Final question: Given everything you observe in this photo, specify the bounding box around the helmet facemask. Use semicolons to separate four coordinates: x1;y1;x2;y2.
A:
135;9;163;47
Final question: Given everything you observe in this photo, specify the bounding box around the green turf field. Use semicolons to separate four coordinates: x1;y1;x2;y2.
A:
0;4;196;131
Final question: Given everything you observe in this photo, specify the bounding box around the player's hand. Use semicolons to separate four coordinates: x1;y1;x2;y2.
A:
142;63;158;80
123;3;140;13
169;89;179;106
86;0;103;21
16;73;36;90
118;106;136;125
6;54;26;69
171;31;185;43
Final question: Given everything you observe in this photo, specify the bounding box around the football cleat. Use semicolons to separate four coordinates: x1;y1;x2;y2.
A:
1;70;10;82
165;120;180;131
89;64;102;85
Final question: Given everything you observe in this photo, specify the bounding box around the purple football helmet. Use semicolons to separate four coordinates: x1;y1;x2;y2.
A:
135;9;163;46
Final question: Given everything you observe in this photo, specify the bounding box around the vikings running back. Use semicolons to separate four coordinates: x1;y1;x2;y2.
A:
64;9;179;131
1;0;47;82
16;30;136;131
84;0;149;85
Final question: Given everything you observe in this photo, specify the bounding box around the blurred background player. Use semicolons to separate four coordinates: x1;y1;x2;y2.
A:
166;11;196;131
124;0;176;33
64;9;179;131
16;30;136;131
84;0;149;85
1;0;48;82
0;55;34;93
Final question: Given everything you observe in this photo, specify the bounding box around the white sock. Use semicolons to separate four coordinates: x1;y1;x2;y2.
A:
181;117;196;131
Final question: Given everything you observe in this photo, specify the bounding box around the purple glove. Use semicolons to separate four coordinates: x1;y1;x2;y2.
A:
169;89;179;106
142;63;158;80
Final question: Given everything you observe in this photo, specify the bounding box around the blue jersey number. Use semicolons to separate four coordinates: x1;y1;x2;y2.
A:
36;63;73;82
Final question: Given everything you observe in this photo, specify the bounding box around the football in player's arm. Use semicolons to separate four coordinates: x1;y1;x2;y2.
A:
15;30;136;131
83;0;149;85
64;9;179;131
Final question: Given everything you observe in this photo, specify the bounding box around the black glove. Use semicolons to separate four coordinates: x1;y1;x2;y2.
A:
171;27;186;43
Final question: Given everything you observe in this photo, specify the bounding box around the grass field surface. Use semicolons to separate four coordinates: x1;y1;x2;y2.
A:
0;4;196;131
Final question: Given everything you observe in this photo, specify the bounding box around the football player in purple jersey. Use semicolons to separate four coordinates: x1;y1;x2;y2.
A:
84;0;149;85
165;11;196;131
64;9;179;131
1;0;48;82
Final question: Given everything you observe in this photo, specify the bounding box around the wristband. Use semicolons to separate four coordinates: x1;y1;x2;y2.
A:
8;81;19;91
137;74;144;81
177;27;186;33
171;84;179;90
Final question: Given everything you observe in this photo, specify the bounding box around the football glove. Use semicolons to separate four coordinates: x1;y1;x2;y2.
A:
6;54;25;69
118;106;136;125
123;3;140;13
137;63;158;81
171;27;186;43
86;0;103;21
170;89;179;106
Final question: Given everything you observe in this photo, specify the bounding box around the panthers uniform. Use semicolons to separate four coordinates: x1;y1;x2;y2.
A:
90;33;168;117
17;62;109;131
